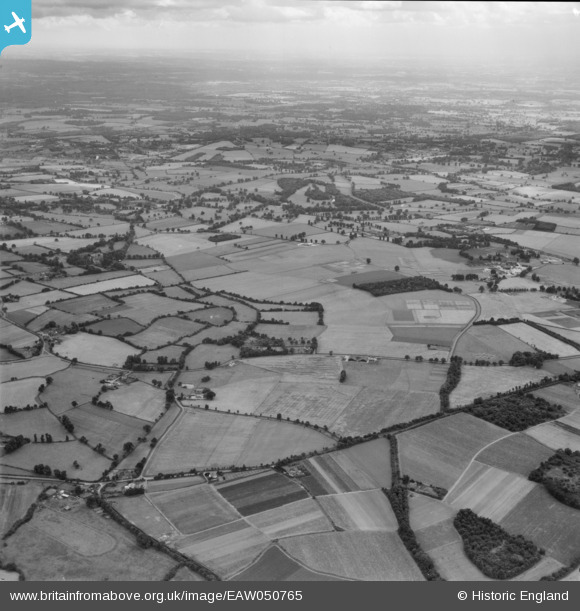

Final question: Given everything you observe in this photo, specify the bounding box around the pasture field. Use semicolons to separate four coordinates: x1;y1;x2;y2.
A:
112;293;206;326
27;309;99;332
110;495;177;539
189;307;233;326
318;490;398;532
476;433;554;476
129;318;203;349
244;355;342;381
199;296;257;322
428;540;491;581
1;378;43;409
500;486;580;565
141;345;185;365
445;461;536;522
245;498;333;539
146;476;205;493
183;344;240;370
254;323;324;342
42;365;117;416
0;355;68;383
53;293;118;315
0;407;67;441
54;332;138;367
500;323;579;357
42;271;135;290
281;532;424;581
260;311;319;325
145;410;331;474
148;484;241;534
4;291;75;313
66;404;145;454
177;361;281;389
0;319;38;351
201;377;280;416
0;482;44;536
398;413;507;490
85;318;144;336
409;493;456;532
105;381;165;422
450;366;551;408
455;325;536;363
215;471;308;516
257;380;360;429
0;504;175;580
473;292;573;321
5;306;47;327
67;275;156;295
233;546;343;581
388;325;461;347
136;233;220;257
531;384;580;412
0;440;110;481
143;268;183;286
0;280;44;297
176;519;270;579
0;348;20;362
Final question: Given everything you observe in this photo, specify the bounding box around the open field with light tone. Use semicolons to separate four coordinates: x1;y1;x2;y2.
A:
245;498;333;539
281;532;424;581
318;490;398;531
146;410;332;474
455;325;537;363
398;413;507;490
525;421;580;452
67;275;156;295
476;433;554;476
1;377;43;409
0;319;38;351
207;377;280;415
500;323;579;357
0;482;44;536
531;384;579;412
110;293;206;326
0;407;68;441
106;381;165;422
450;366;552;408
54;332;138;367
129;317;203;349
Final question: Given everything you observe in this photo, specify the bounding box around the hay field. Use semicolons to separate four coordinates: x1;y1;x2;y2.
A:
245;498;333;539
4;290;74;313
54;333;138;367
0;441;110;481
137;233;221;256
445;461;536;522
500;323;579;357
215;471;308;516
0;505;175;580
450;366;551;408
398;413;507;490
281;532;424;581
177;519;270;579
106;382;165;422
526;421;580;452
1;378;43;409
145;411;330;474
318;490;398;532
67;404;145;453
476;433;554;476
500;486;580;565
149;484;240;534
129;317;203;349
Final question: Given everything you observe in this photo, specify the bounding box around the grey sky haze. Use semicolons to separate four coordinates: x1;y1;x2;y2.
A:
14;1;580;63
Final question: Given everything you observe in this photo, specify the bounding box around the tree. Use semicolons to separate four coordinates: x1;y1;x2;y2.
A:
366;258;371;264
394;265;400;272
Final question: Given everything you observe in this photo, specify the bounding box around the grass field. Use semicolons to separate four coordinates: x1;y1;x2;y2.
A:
53;293;118;315
500;323;579;357
0;482;43;537
149;484;240;534
450;366;551;408
233;546;344;581
190;307;234;326
455;325;537;362
145;410;331;474
85;318;144;336
476;433;554;476
215;471;308;516
0;503;175;580
200;377;280;416
318;490;398;531
428;540;491;581
67;404;145;455
0;407;68;441
445;461;536;522
1;378;43;409
398;413;507;490
112;495;177;539
281;531;424;581
245;498;333;539
176;519;270;579
500;486;580;565
0;319;38;351
105;381;165;422
129;317;203;349
54;332;138;367
111;293;206;326
27;309;99;332
532;384;580;412
526;421;580;452
67;275;156;295
183;344;240;370
242;355;342;381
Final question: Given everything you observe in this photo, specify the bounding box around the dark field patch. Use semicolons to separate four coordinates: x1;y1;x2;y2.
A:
54;294;118;315
335;269;403;288
216;472;308;517
389;325;460;347
86;317;144;336
429;248;465;264
188;307;233;326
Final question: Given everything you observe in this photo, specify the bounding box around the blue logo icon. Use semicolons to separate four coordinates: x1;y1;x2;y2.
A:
0;1;31;55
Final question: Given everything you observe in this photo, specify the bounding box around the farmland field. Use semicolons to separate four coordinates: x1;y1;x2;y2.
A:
109;495;177;539
85;318;144;336
455;325;536;363
54;332;138;367
0;319;38;351
215;471;308;516
0;482;44;536
245;498;333;539
129;317;203;349
105;381;165;422
398;413;507;490
281;532;424;581
148;484;241;534
318;490;398;531
476;433;554;476
145;410;331;474
1;378;43;409
67;275;156;295
112;293;206;325
526;420;580;452
500;323;579;357
531;384;580;412
0;407;68;441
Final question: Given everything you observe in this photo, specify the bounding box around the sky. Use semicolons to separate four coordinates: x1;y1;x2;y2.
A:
11;1;580;62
